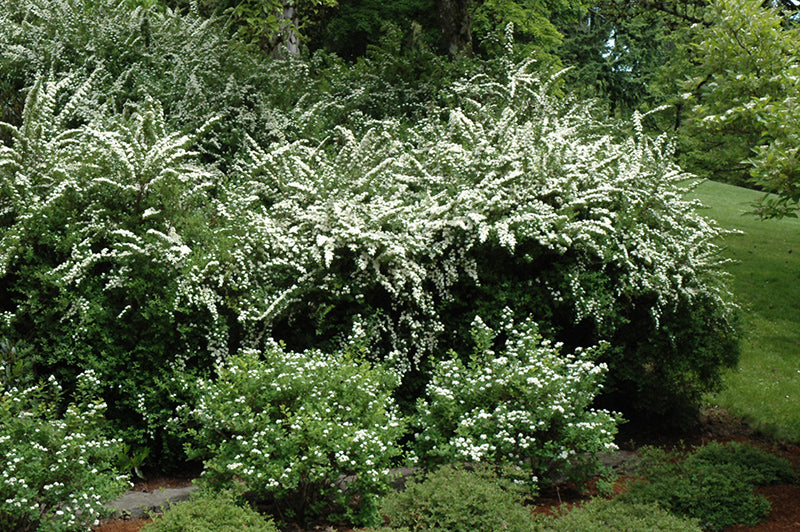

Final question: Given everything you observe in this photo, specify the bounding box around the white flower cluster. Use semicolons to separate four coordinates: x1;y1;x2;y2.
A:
188;343;405;521
414;313;621;487
0;47;735;457
0;374;129;531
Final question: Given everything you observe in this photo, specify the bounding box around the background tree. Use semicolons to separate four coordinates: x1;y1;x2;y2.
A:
193;0;337;54
305;0;441;59
678;0;800;215
555;0;700;122
437;0;475;55
473;0;585;62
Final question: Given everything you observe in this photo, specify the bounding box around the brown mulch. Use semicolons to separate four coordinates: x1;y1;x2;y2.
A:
93;517;153;532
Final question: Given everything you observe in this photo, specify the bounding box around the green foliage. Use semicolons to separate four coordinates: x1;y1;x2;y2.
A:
0;0;303;166
419;70;738;418
691;441;797;484
0;0;741;473
680;0;800;215
141;491;278;532
473;0;583;63
0;0;229;110
0;72;222;462
555;0;691;120
621;442;795;530
379;464;539;532
0;370;129;531
199;0;337;54
413;314;620;488
0;338;32;390
184;343;405;526
543;498;702;531
307;0;440;59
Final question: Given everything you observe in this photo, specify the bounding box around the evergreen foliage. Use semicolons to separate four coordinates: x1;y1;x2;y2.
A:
379;464;539;532
621;442;797;530
543;498;702;532
141;491;279;532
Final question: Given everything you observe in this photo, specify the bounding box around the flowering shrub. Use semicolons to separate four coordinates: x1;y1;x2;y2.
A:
0;4;738;466
216;62;738;417
185;342;405;526
414;313;620;487
0;72;225;460
0;370;129;531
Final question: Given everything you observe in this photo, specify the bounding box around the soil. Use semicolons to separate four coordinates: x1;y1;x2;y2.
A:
92;407;800;532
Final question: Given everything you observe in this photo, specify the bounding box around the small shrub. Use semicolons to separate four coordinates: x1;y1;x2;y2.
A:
141;491;278;532
413;314;620;488
620;442;794;530
0;370;129;531
690;441;797;485
185;342;405;527
543;498;702;531
379;464;539;532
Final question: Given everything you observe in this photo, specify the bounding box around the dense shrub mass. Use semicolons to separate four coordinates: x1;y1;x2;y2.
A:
141;491;279;532
379;464;538;532
184;343;405;525
621;442;796;530
543;498;702;532
0;0;738;469
0;370;129;531
413;314;619;486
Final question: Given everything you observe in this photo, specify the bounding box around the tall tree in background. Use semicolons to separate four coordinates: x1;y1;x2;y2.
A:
305;0;440;59
436;0;475;55
200;0;337;54
555;0;700;120
474;0;585;61
679;0;800;215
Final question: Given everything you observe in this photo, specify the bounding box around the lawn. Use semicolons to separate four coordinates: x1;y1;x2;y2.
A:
689;180;800;441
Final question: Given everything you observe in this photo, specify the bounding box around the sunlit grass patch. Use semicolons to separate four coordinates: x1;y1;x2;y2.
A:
690;180;800;441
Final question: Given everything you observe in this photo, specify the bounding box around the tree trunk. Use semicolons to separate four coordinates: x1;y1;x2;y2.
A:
436;0;474;56
270;0;300;58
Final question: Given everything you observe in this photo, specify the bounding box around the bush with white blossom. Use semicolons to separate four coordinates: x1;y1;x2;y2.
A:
0;23;738;464
414;313;621;489
184;341;405;526
0;370;129;531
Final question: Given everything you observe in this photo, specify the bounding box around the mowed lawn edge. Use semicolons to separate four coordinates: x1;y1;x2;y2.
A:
690;179;800;442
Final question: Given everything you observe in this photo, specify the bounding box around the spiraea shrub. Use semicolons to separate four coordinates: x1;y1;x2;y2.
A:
184;341;405;526
0;73;224;459
413;314;620;488
0;0;336;166
225;62;738;418
1;0;737;464
0;369;129;531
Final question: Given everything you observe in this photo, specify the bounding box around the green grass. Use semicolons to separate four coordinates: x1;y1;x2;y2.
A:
688;180;800;441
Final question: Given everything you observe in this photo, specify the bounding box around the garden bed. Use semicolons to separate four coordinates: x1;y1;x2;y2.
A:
93;407;800;532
